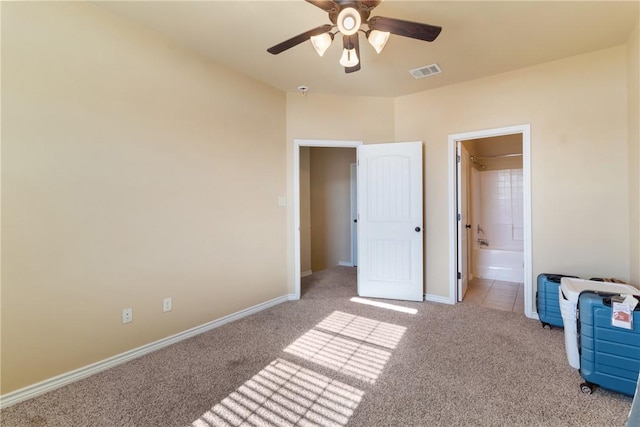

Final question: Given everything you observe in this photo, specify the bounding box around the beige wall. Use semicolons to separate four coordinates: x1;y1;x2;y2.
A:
3;1;638;399
299;147;312;274
309;147;356;271
1;2;287;394
285;93;395;292
285;93;396;144
628;23;640;285
395;46;631;305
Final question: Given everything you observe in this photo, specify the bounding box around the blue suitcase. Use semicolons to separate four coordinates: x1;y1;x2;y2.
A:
536;273;577;329
578;291;640;396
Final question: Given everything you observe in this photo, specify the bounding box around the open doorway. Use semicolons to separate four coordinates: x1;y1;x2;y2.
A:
461;135;525;311
293;140;362;300
294;139;424;302
448;125;534;319
300;146;357;281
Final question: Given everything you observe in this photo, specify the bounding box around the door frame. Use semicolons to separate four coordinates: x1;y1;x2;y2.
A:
293;139;363;300
447;124;535;319
350;163;358;267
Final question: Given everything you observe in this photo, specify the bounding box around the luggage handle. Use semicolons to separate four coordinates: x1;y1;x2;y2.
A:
576;290;639;310
545;274;579;283
603;295;640;310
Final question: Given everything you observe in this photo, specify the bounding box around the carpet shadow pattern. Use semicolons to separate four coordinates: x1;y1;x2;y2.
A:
0;266;633;426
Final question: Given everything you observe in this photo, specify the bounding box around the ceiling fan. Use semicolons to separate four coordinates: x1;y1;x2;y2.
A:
267;0;442;73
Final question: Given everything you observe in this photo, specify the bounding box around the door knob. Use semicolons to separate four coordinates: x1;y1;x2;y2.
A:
465;224;471;229
415;227;421;232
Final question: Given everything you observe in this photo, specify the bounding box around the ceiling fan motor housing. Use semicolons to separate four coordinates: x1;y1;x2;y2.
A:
337;8;362;35
328;1;372;26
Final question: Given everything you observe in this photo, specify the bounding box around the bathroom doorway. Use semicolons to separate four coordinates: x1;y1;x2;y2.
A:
449;125;534;319
464;135;524;312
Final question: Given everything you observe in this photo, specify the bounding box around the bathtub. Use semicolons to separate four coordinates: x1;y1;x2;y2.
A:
473;246;524;283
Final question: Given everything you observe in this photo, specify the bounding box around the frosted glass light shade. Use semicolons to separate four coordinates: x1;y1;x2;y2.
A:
310;33;333;56
339;48;359;67
368;30;390;54
337;7;361;36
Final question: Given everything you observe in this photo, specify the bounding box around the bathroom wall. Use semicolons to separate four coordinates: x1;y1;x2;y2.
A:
473;168;524;251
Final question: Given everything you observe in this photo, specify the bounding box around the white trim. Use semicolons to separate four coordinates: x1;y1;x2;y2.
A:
0;294;294;409
448;124;534;319
426;294;455;305
293;139;363;300
338;261;354;267
301;270;313;278
522;126;533;318
350;163;358;267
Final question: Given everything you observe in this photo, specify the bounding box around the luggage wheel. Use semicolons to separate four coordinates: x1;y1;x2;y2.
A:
542;323;551;330
580;382;594;394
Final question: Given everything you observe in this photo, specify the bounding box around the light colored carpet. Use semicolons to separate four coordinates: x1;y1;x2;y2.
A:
1;266;633;426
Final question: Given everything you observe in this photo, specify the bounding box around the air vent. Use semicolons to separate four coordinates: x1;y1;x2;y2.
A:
409;63;442;79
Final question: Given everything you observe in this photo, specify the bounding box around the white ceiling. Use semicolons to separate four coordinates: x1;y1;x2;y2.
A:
96;1;639;98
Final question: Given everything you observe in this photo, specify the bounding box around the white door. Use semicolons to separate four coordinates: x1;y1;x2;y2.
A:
357;141;423;301
457;142;470;301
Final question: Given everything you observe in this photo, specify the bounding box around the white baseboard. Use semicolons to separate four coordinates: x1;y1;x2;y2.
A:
0;294;293;409
301;270;313;278
425;293;455;305
338;261;354;267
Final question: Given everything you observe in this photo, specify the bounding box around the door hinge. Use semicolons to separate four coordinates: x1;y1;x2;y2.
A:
457;154;461;163
457;213;461;221
457;272;461;280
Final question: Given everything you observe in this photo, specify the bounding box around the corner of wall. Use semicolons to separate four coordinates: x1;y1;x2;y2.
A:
628;21;640;285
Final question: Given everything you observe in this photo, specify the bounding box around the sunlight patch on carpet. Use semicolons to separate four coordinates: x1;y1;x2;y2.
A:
192;359;364;427
284;329;390;384
315;310;407;349
283;311;406;383
350;297;418;315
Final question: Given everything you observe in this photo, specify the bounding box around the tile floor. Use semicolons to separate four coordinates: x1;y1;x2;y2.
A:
461;278;525;313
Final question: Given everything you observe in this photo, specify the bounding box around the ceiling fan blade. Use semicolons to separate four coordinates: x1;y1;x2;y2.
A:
344;34;361;74
267;24;333;55
368;16;442;42
358;0;382;11
305;0;340;13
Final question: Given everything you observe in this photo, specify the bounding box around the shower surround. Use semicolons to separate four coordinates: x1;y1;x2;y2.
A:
472;168;524;283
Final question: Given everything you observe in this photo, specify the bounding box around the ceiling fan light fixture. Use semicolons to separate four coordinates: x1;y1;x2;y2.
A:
339;48;359;68
337;7;361;36
266;1;442;74
367;30;390;54
310;32;333;56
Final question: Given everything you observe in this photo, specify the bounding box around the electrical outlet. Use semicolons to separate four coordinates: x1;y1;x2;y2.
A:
163;297;172;312
122;307;132;324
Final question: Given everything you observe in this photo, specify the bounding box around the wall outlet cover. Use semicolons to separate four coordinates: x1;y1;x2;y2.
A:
122;308;133;324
